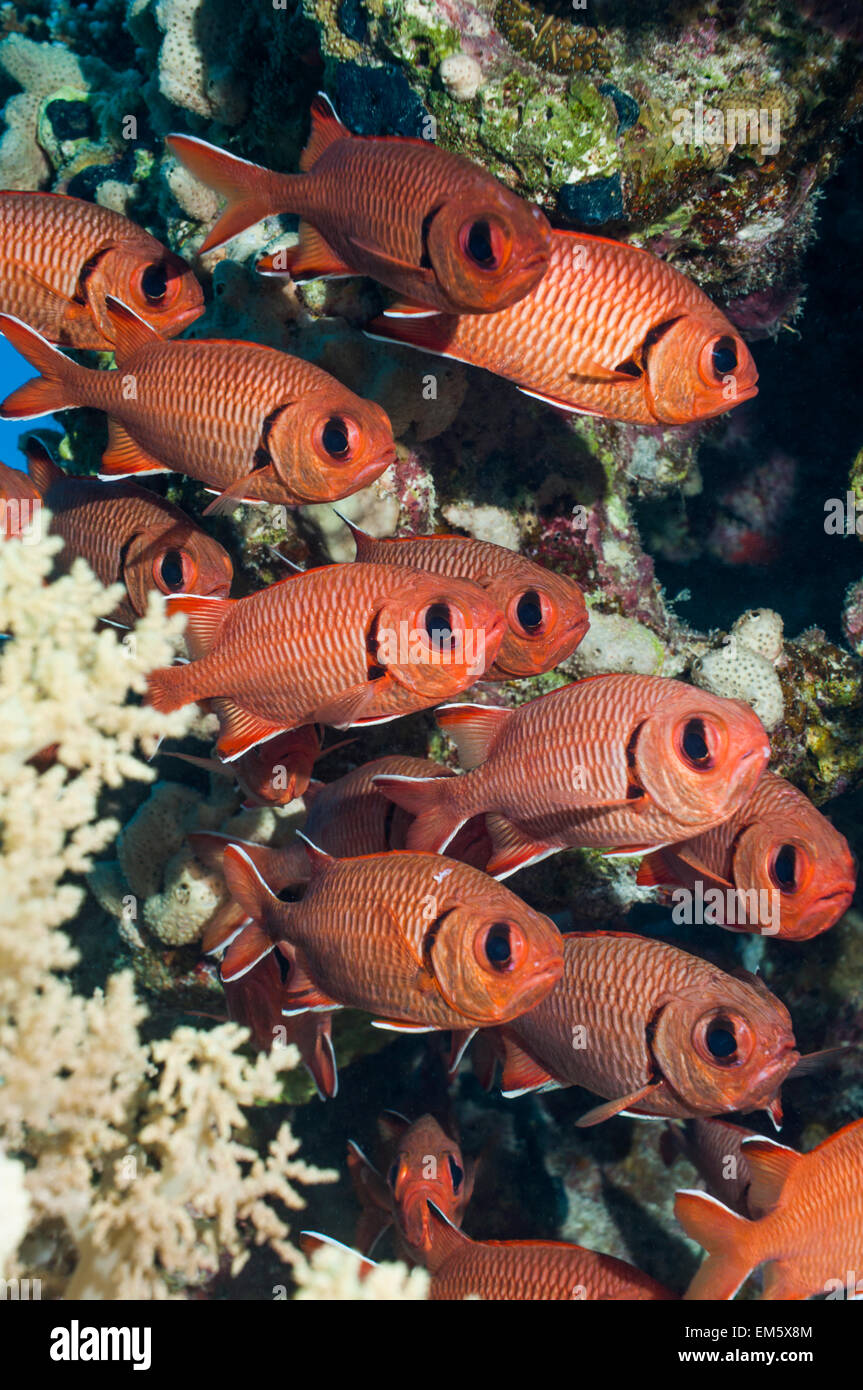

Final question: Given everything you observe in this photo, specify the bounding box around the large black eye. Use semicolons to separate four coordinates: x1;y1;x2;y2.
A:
447;1154;464;1194
516;589;544;633
484;922;513;970
425;603;453;647
159;549;186;590
387;1162;399;1189
322;417;350;457
465;220;495;268
705;1019;737;1060
681;718;712;768
772;843;797;891
711;336;738;377
141;261;169;303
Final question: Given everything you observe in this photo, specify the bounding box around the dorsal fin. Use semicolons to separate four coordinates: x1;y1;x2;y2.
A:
300;92;351;171
740;1136;800;1214
24;435;64;493
435;703;512;771
295;829;336;877
334;509;375;560
423;1201;472;1275
102;296;160;363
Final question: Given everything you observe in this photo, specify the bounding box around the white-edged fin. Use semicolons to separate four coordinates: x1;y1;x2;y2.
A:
225;940;275;983
739;1134;796;1154
347;1138;378;1171
362;328;474;371
268;546;304;571
449;1028;477;1073
299;1231;377;1265
203;918;250;958
310;1031;339;1102
493;846;557;882
516;386;603;417
370;1020;437;1033
313;89;341;122
501;1079;560;1100
382;307;440;319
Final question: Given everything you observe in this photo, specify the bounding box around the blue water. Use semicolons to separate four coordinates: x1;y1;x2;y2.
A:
0;337;59;467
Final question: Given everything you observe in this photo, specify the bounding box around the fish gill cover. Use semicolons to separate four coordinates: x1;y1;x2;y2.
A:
0;0;861;1318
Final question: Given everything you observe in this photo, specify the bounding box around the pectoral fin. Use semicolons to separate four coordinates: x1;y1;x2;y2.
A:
576;1081;663;1128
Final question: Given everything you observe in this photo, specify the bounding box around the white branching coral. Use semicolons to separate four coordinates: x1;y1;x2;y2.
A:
0;528;333;1297
293;1244;430;1301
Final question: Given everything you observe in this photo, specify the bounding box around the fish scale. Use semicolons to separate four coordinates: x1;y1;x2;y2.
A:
426;1231;673;1300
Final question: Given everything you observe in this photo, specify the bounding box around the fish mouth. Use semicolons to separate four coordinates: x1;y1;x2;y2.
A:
173;303;206;334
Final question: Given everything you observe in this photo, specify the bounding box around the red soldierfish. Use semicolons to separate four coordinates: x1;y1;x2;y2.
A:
348;1111;475;1257
0;299;396;516
191;754;492;952
422;1203;674;1300
368;230;758;425
661;1118;759;1218
340;515;589;679
676;1117;863;1300
216;841;564;1031
167;94;551;314
637;770;856;942
169;725;325;809
221;949;338;1100
24;437;233;625
146;565;506;760
462;932;799;1127
0;191;203;349
375;674;771;878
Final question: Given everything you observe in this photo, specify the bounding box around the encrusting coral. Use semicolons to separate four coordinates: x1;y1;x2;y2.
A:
0;524;333;1297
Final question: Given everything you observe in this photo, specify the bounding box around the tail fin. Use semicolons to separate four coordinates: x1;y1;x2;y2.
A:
371;774;465;854
0;315;83;418
674;1190;756;1300
166;134;295;254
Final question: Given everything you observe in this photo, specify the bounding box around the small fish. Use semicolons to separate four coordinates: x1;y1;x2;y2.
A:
216;839;564;1032
0;191;203;349
368;230;758;425
23;437;233;625
167;94;551;315
661;1118;758;1218
0;458;42;538
375;674;771;878
637;770;856;941
421;1202;674;1300
191;754;492;951
676;1117;863;1300
0;299;395;515
340;515;588;679
169;724;325;808
461;932;799;1127
146;565;506;761
222;949;337;1100
348;1111;475;1257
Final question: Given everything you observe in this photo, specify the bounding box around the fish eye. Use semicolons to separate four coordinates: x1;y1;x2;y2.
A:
694;1010;754;1068
159;548;187;591
516;589;544;633
447;1154;464;1193
711;336;738;377
141;261;170;303
678;718;715;770
387;1162;399;1189
705;1018;737;1059
770;843;798;892
459;217;510;273
485;923;513;969
424;602;453;649
322;416;350;458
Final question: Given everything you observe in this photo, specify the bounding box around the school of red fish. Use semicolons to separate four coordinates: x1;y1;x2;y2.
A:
0;91;858;1303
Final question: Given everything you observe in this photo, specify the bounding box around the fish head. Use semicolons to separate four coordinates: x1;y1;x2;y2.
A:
484;568;589;678
385;1115;472;1251
372;574;506;698
644;314;758;424
651;970;799;1118
731;814;856;942
424;190;551;313
236;725;322;806
87;241;204;342
632;687;770;830
122;520;233;615
419;871;563;1025
266;388;396;503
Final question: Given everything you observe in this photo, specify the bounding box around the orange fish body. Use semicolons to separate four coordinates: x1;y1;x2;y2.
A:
348;1112;475;1257
375;674;771;878
221;949;337;1099
369;230;758;425
0;300;395;513
0;458;42;538
342;517;588;678
167;95;551;315
192;755;492;952
23;438;232;624
661;1118;758;1218
676;1118;863;1300
0;191;203;349
423;1204;674;1300
218;842;564;1031
637;770;856;942
147;565;506;760
473;932;798;1126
